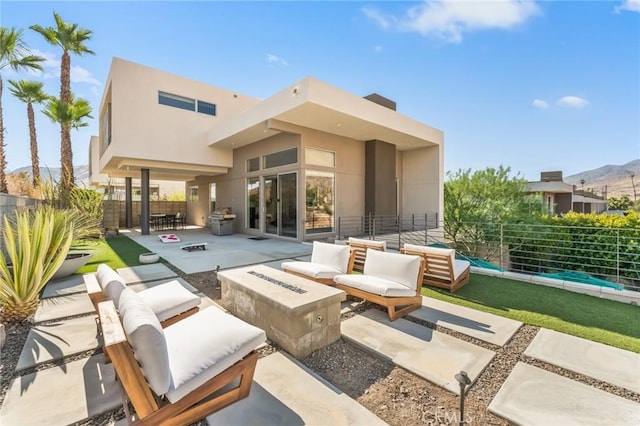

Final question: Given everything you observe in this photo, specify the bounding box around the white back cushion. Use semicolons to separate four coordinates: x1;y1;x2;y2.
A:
310;241;352;273
96;264;127;308
404;243;455;265
119;288;171;396
363;249;421;290
348;237;387;250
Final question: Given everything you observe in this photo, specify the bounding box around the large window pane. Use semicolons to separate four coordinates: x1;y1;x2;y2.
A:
247;157;259;172
247;178;259;229
197;100;216;116
306;170;334;234
159;91;195;111
264;148;297;169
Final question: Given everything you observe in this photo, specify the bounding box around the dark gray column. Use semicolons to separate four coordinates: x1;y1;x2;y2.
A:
365;140;397;216
141;169;150;235
125;177;133;228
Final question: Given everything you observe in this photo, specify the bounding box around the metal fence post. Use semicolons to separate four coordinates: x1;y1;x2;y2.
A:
617;229;620;284
500;223;504;270
398;215;401;249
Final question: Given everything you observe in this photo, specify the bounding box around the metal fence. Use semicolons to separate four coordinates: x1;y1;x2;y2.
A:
337;214;640;290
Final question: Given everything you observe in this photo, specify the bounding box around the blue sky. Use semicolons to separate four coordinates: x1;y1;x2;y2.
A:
1;0;639;182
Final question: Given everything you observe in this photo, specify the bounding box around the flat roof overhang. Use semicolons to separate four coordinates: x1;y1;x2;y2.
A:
208;77;443;150
102;156;228;181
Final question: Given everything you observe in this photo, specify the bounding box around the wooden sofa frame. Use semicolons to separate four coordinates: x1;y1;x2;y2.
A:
400;248;470;292
283;249;357;285
98;300;258;426
334;258;426;321
346;240;385;273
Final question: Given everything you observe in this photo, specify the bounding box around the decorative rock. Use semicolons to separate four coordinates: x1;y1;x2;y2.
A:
0;323;5;350
139;252;160;264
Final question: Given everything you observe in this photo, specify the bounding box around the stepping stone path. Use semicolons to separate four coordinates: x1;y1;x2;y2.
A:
489;362;640;426
207;352;387;425
341;309;496;395
34;292;95;323
524;328;640;393
409;297;522;346
115;262;177;283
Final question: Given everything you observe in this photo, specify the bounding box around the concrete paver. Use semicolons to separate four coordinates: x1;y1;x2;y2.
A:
207;351;387;425
0;355;120;426
16;315;99;371
126;230;312;274
341;309;495;395
409;297;522;346
489;362;640;425
116;263;177;283
41;274;88;299
524;328;640;393
34;292;94;323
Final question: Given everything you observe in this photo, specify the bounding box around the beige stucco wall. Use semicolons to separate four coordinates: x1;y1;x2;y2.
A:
99;58;260;176
400;145;442;220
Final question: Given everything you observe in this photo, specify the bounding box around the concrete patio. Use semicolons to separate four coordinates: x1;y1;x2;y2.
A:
1;229;638;425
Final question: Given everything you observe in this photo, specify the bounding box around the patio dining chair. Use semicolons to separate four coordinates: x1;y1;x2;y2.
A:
333;249;425;321
99;288;266;425
281;241;357;285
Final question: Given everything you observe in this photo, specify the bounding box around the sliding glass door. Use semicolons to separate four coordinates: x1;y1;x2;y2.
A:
263;172;297;238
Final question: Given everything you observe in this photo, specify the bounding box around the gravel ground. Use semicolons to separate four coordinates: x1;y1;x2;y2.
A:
1;266;638;426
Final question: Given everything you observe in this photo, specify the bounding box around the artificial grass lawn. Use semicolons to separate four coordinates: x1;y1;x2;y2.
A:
71;235;159;274
422;274;640;353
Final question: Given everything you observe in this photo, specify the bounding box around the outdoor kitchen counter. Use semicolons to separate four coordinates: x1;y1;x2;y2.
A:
218;265;346;359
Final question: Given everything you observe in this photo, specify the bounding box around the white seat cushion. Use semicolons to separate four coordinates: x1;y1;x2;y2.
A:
310;241;352;273
164;307;266;403
281;261;343;279
118;288;171;396
333;274;417;297
96;264;127;308
453;259;471;281
404;243;455;265
363;249;422;291
348;237;387;250
138;280;201;322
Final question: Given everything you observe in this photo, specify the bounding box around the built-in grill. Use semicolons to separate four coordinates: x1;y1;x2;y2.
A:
209;207;236;236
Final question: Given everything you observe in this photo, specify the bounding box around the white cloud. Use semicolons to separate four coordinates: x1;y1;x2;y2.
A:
532;99;549;109
614;0;640;13
363;6;393;30
557;96;589;108
266;54;288;66
364;0;540;43
71;66;101;86
20;49;100;86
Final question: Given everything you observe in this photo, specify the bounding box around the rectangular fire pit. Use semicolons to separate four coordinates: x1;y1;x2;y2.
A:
218;265;346;359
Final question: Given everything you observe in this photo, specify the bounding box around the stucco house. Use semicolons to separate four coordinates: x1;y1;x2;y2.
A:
89;58;444;241
527;171;607;215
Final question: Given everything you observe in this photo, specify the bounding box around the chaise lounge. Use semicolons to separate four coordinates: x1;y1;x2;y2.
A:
400;243;471;292
333;249;425;321
281;241;356;285
99;288;266;425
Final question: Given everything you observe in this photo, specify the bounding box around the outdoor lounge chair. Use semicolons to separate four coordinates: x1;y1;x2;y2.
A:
346;237;387;272
333;249;425;321
86;264;201;327
281;241;357;285
99;288;266;425
400;243;471;292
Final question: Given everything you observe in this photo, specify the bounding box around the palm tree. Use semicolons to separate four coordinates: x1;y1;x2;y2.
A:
0;27;44;193
8;80;49;187
31;13;94;191
43;94;93;133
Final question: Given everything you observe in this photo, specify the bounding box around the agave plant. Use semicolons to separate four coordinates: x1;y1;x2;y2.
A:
0;207;74;322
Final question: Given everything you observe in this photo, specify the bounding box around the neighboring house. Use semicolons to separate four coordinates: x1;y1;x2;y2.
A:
89;58;444;241
527;171;607;215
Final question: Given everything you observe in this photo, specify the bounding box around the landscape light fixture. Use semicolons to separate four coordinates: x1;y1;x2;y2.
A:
455;370;472;425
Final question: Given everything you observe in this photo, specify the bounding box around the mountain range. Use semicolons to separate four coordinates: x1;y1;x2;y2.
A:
565;159;639;199
11;165;90;186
